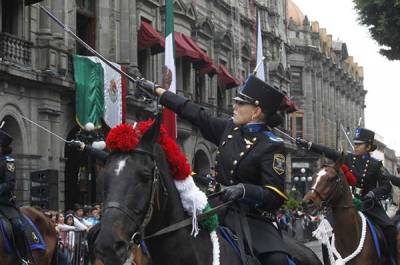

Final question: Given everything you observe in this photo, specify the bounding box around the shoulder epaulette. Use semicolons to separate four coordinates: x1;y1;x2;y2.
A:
4;156;14;162
264;131;283;143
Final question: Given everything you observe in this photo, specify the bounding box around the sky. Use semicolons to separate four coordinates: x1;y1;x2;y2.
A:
292;0;400;156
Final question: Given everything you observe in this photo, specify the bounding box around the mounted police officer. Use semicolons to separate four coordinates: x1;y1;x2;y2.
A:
139;72;291;265
0;127;30;264
296;128;397;264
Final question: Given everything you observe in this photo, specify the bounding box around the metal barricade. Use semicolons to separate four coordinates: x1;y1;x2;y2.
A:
59;230;88;265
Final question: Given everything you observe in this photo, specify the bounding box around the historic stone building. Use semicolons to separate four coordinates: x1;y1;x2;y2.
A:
286;0;366;194
0;0;293;209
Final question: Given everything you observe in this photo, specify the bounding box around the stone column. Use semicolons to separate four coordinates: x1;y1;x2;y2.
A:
38;112;51;169
39;0;52;35
128;0;138;70
98;0;111;59
119;0;131;65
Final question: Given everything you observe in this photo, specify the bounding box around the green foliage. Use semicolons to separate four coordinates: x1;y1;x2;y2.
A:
353;0;400;60
283;190;302;210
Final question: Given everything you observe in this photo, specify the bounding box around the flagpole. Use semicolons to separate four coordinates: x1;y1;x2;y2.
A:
35;3;152;96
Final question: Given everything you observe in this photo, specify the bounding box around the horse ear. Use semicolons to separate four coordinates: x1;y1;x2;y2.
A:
137;114;162;153
334;152;345;169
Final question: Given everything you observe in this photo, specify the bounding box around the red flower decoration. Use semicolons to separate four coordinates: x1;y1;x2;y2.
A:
340;164;357;186
106;124;138;152
106;119;191;180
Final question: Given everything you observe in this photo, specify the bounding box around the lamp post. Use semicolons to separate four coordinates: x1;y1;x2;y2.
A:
293;168;313;197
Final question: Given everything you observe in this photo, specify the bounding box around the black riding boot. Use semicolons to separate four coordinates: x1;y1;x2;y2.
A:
382;224;397;265
10;217;30;264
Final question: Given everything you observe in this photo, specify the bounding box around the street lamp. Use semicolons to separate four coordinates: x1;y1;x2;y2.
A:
293;168;313;196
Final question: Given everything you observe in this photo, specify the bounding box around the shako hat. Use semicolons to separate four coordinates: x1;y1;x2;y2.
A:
353;127;377;151
233;75;284;116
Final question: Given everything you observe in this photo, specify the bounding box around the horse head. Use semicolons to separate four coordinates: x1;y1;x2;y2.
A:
95;116;164;265
302;154;352;214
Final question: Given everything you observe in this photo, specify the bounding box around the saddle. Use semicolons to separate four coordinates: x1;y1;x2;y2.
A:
366;218;392;265
219;225;261;265
0;206;47;258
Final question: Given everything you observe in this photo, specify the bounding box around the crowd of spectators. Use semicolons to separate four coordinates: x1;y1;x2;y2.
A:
42;203;101;265
277;208;321;243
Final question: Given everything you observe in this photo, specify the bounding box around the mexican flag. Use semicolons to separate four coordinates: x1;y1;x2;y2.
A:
73;55;126;129
163;0;177;139
73;55;104;129
88;57;126;128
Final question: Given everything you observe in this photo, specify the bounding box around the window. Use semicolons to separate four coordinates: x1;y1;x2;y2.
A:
182;58;191;95
217;86;224;115
290;67;303;95
291;112;304;138
76;0;96;55
138;49;150;78
194;72;205;103
2;0;21;35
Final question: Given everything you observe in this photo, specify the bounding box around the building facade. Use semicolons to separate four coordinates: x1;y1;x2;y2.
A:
0;0;293;209
286;0;366;194
0;0;371;208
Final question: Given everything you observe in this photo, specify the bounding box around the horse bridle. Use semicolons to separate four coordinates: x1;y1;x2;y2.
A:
310;166;352;209
103;148;164;244
102;148;232;246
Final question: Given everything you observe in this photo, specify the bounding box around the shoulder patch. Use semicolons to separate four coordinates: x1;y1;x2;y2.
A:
273;154;286;175
6;162;15;172
264;131;283;143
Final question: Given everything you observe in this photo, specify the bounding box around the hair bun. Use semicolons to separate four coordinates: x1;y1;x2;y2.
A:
266;113;283;127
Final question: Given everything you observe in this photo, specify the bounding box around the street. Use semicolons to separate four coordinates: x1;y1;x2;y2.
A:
305;240;324;264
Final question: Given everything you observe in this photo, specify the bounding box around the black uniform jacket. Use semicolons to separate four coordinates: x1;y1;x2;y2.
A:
84;145;109;164
160;91;289;254
309;143;392;227
0;155;16;205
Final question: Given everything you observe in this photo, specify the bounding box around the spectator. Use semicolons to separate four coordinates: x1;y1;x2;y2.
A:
84;207;100;226
73;204;91;230
56;212;76;265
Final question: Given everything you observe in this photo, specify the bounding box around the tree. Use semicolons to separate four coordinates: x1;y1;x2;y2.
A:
353;0;400;60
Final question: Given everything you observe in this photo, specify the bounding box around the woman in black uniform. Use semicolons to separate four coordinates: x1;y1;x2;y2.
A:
139;73;290;264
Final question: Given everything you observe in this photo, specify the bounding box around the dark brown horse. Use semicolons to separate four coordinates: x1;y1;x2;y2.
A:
302;159;397;265
0;206;58;265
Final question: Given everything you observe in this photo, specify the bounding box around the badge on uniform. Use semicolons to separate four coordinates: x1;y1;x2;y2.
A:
6;162;15;172
32;232;40;243
273;154;285;175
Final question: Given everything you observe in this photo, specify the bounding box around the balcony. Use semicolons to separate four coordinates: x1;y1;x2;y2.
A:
0;32;33;66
